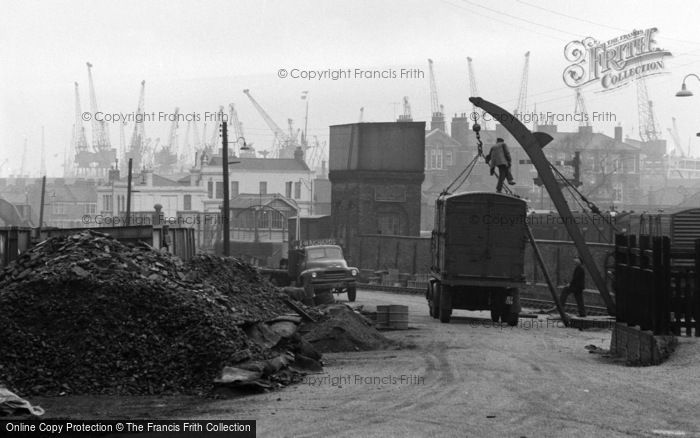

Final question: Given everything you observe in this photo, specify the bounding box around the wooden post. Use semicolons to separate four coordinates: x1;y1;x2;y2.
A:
125;158;133;226
526;225;569;326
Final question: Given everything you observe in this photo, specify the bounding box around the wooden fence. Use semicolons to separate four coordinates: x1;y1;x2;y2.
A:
615;234;699;336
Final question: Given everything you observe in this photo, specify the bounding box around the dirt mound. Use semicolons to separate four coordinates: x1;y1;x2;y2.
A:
0;230;306;396
302;304;396;353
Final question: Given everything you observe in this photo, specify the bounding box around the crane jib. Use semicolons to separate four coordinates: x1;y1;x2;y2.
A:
468;97;616;315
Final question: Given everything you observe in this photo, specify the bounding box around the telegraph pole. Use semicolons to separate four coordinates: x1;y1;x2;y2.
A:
222;120;230;256
38;175;46;236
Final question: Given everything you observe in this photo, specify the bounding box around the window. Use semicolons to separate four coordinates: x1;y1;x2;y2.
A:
183;194;192;211
215;181;224;199
377;214;400;235
285;181;292;198
103;195;113;211
612;183;623;202
294;181;301;199
445;150;453;166
83;203;96;214
305;247;343;260
429;149;443;170
207;181;213;199
259;181;267;195
231;181;239;196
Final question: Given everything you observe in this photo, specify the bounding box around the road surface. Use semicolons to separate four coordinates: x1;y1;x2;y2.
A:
189;290;700;437
35;290;700;437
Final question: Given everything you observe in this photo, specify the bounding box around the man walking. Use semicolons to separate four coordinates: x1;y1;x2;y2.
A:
560;257;587;317
485;138;516;193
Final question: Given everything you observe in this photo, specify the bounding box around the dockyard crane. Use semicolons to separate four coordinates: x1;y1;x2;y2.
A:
398;96;413;121
167;107;180;153
573;88;590;127
228;103;254;156
514;52;530;122
637;74;660;142
667;117;685;157
72;82;90;156
467;57;490;130
428;59;444;123
86;62;112;152
243;89;297;158
127;80;147;171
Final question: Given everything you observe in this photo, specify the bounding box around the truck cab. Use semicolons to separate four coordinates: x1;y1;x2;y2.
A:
289;241;359;302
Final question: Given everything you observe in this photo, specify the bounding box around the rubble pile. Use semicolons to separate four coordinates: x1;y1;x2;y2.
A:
302;304;397;353
0;231;304;396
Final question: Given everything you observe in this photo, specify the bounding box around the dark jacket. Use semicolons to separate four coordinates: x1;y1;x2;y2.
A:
486;142;512;169
570;264;585;291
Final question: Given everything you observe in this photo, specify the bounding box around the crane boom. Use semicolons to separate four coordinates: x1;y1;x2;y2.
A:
86;62;111;152
514;52;530;120
127;80;147;170
470;96;616;315
72;82;90;154
428;59;441;117
636;73;660;142
243;89;290;141
667;117;684;157
467;57;490;129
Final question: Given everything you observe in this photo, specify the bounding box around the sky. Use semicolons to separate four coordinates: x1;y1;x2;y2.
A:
3;0;700;177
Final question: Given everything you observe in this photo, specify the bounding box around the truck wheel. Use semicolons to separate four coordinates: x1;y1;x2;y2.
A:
427;282;435;317
490;307;501;323
432;284;441;319
347;286;357;302
439;285;452;323
506;311;519;326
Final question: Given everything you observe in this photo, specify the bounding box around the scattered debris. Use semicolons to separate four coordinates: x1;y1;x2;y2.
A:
0;387;44;417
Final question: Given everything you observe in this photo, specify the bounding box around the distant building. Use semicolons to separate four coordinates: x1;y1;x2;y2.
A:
0;177;97;228
198;148;314;216
96;169;207;220
420;117;646;230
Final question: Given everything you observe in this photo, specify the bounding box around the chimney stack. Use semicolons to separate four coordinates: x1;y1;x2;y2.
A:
450;113;470;147
293;146;304;162
614;125;623;142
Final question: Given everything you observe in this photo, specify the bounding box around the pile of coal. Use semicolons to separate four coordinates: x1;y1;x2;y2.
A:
0;230;304;396
302;304;397;353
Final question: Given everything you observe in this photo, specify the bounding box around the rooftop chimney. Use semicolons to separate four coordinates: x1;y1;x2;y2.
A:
108;167;120;184
451;113;470;147
141;169;153;187
614;125;623;142
293;146;304;162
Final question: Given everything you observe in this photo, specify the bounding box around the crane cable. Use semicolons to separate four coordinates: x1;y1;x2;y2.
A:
442;125;485;195
547;161;621;240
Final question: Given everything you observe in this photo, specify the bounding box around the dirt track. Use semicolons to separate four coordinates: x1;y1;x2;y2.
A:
34;290;700;437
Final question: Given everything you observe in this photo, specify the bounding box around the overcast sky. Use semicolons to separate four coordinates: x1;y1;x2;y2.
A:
3;0;700;177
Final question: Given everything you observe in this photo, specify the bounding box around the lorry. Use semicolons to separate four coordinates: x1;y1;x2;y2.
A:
261;239;359;303
427;192;527;324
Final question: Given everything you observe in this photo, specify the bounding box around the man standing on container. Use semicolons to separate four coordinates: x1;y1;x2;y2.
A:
485;138;516;193
560;257;587;317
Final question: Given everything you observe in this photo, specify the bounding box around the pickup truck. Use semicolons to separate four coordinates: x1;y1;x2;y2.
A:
261;240;359;303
